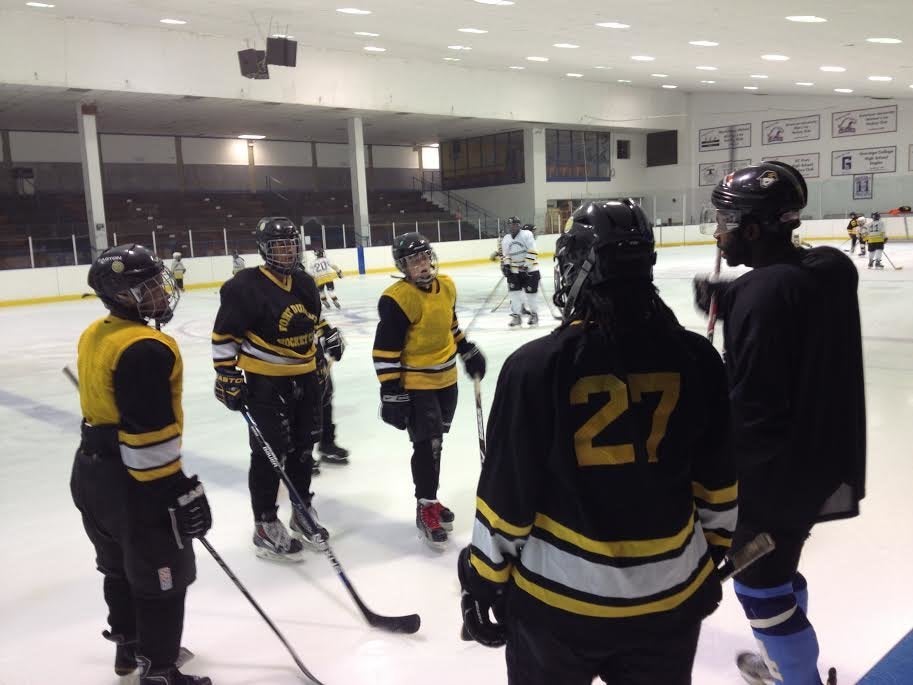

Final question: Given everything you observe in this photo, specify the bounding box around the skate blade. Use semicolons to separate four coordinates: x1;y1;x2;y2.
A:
417;531;448;552
318;455;350;466
290;530;330;552
254;546;305;563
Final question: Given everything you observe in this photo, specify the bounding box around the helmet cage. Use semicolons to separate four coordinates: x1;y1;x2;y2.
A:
261;236;302;274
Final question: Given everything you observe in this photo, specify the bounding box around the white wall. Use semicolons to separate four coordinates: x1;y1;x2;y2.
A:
315;143;349;168
10;131;81;162
373;145;418;169
181;137;249;165
253;140;312;167
101;134;175;164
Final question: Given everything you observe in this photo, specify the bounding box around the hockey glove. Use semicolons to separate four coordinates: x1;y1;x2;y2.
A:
693;276;730;318
500;263;512;278
168;475;212;549
458;340;486;380
380;381;411;431
458;546;507;648
320;326;345;362
214;367;247;411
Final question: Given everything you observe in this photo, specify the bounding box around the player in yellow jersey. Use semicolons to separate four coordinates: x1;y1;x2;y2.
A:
74;244;211;685
373;233;486;549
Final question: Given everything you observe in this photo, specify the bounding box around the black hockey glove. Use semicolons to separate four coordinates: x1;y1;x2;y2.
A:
168;475;212;549
320;326;345;362
693;276;730;318
500;263;511;278
458;546;507;648
380;381;411;431
458;340;486;380
214;367;247;411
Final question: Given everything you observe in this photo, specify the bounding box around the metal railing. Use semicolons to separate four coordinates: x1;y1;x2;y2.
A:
411;176;500;229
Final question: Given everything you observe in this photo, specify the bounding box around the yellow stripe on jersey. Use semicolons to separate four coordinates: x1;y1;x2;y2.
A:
470;553;513;583
128;458;183;482
476;497;534;538
258;266;292;292
118;422;181;448
705;531;733;548
533;511;696;559
511;557;715;618
246;331;316;360
212;332;242;343
373;349;402;359
237;356;316;376
691;481;738;505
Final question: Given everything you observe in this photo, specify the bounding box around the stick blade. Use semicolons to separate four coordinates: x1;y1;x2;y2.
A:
369;612;421;634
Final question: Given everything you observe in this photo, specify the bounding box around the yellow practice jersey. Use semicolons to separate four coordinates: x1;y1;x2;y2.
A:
77;315;184;483
373;274;466;390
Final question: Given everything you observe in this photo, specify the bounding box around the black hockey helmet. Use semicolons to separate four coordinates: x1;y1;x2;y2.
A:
506;216;522;236
392;232;438;287
256;216;301;274
872;211;881;221
554;199;656;319
522;223;535;232
314;248;326;258
88;244;179;326
705;161;807;235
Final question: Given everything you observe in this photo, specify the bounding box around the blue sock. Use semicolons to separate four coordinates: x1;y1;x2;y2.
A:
793;572;809;616
735;580;822;685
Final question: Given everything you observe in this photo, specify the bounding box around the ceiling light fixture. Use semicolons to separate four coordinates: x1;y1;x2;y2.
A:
553;43;579;48
363;45;386;52
868;75;893;81
744;86;759;90
526;56;549;62
458;28;488;33
596;22;630;29
473;0;514;4
617;79;632;83
447;45;472;50
820;65;846;72
750;74;769;79
866;37;902;44
630;55;655;61
566;73;583;78
25;2;55;6
689;40;718;47
443;57;461;61
593;65;611;69
238;134;265;140
354;31;379;36
651;73;668;78
160;18;186;24
795;81;815;86
834;88;853;93
337;7;372;14
662;84;678;89
786;15;826;22
508;65;525;70
696;66;718;71
762;54;790;61
700;80;716;84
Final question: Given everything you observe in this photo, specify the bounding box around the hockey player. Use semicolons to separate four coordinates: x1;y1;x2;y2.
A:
856;215;868;257
863;212;886;269
500;217;540;327
844;213;861;254
313;323;349;468
694;162;865;685
459;200;737;685
309;247;344;309
373;232;486;548
211;217;343;560
171;252;186;291
74;244;212;684
231;250;245;276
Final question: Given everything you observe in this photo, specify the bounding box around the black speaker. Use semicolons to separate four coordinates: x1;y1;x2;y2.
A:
238;49;269;79
266;37;297;67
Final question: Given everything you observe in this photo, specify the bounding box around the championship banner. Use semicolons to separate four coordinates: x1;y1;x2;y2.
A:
832;105;897;138
761;115;820;145
698;124;751;152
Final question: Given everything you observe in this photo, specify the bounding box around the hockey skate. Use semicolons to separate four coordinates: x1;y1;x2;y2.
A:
332;297;341;309
253;512;304;562
736;651;773;685
290;501;330;551
527;311;539;327
428;501;455;531
508;313;522;328
102;630;136;676
875;261;883;269
317;440;350;465
137;655;211;685
417;499;448;550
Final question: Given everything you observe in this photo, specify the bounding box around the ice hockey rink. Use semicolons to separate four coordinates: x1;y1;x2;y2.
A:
1;241;911;685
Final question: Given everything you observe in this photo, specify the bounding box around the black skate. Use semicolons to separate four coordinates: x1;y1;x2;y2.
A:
290;500;330;551
435;501;455;531
253;511;304;562
318;441;350;465
332;297;341;309
417;499;448;550
508;314;522;328
137;655;211;685
527;311;539;326
827;667;837;685
102;630;136;676
736;651;773;685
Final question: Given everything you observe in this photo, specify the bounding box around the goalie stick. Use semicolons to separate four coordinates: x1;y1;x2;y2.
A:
242;408;422;635
62;367;326;684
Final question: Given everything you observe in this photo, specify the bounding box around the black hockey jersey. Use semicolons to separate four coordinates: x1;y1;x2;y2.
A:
373;275;466;390
77;315;184;483
212;266;325;377
469;321;736;639
718;245;866;527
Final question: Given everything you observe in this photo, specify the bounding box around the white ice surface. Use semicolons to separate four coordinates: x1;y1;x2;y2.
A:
1;241;911;685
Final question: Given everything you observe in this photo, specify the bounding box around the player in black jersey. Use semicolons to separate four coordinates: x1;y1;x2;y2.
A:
694;162;865;685
73;245;212;685
373;233;486;549
212;217;343;561
458;200;737;685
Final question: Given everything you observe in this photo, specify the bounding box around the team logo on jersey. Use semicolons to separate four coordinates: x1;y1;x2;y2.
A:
758;170;779;188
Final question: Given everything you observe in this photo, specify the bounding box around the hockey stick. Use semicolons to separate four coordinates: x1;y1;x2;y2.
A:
490;291;508;313
536;277;563;321
473;377;486;465
241;408;422;635
61;367;326;683
464;275;506;335
717;532;775;582
706;246;722;343
882;251;903;270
